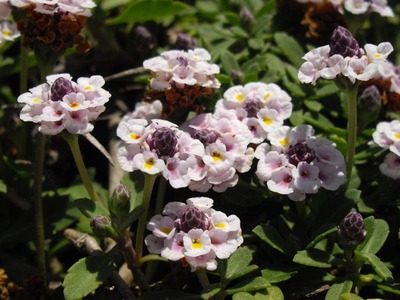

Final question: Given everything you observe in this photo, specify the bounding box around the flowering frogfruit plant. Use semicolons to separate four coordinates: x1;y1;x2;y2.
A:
254;124;346;201
17;74;110;135
372;120;400;179
144;197;243;272
298;25;393;85
338;211;367;247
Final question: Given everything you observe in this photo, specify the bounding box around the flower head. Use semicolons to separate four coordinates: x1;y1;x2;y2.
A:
145;197;243;272
338;211;367;247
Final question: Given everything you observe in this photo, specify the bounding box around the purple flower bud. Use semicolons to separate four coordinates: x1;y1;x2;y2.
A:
338;212;367;246
175;32;197;51
192;129;219;146
177;56;189;67
244;100;263;118
288;142;316;166
329;26;362;58
359;85;381;113
175;206;210;233
50;77;76;102
149;127;178;157
110;184;131;219
239;7;254;28
90;215;116;238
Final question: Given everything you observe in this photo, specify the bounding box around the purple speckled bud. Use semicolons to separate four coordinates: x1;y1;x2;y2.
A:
110;184;131;219
329;26;362;58
175;206;210;233
90;215;116;238
338;212;367;246
359;85;381;112
175;32;197;51
288;142;316;166
244;100;263;118
192;129;219;146
50;77;76;102
149;127;178;157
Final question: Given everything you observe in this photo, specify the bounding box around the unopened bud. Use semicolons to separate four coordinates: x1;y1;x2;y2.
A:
338;212;367;247
192;129;219;146
110;184;131;220
51;77;76;101
148;127;178;157
240;7;254;29
90;215;116;238
358;85;382;131
176;206;210;233
175;32;197;51
329;26;362;58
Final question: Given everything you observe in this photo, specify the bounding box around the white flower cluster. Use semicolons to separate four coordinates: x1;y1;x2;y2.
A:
18;74;111;135
295;0;394;17
299;40;394;85
0;0;20;43
373;120;400;179
142;48;221;90
9;0;96;16
145;197;243;272
254;124;346;201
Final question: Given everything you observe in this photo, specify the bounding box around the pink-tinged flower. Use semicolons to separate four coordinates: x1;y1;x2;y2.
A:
121;100;162;122
255;124;346;201
17;74;110;135
379;153;400;180
145;197;243;272
373;120;400;156
298;26;393;85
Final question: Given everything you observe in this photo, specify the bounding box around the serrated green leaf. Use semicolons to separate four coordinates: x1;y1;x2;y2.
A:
63;253;114;300
354;251;393;282
118;205;145;231
226;277;270;295
74;198;109;219
325;281;353;300
356;217;389;255
220;51;240;75
107;0;191;25
293;249;343;268
274;32;304;67
253;224;294;256
226;246;257;280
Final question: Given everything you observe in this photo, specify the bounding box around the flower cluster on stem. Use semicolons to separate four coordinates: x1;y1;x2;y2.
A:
145;197;243;272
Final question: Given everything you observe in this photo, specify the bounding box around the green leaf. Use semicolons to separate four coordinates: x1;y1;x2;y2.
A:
340;293;365;300
121;171;144;210
293;249;343;268
274;32;304;67
377;283;400;295
226;246;258;280
304;100;323;112
306;225;338;249
201;283;221;300
356;217;389;255
74;198;110;219
233;287;283;300
314;84;339;98
118;205;145;231
63;253;115;300
253;224;294;256
354;251;393;282
226;277;270;295
0;180;6;193
107;0;191;25
220;51;240;75
261;265;298;283
325;281;353;300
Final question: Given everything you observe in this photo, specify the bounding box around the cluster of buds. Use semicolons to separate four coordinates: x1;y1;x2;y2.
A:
142;48;221;118
0;0;20;43
298;26;393;85
254;124;346;201
10;0;95;52
18;73;111;135
338;211;367;247
372;120;400;179
145;197;243;272
295;0;393;17
116;118;205;189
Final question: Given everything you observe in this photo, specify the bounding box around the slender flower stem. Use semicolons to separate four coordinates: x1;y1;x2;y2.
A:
344;84;359;184
33;133;47;288
196;269;210;289
154;176;167;215
135;173;158;265
63;133;102;203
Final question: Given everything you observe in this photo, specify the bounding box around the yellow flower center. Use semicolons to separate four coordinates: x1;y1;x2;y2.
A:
212;151;222;162
129;133;141;140
215;223;226;229
33;97;40;103
161;227;171;235
2;30;11;36
264;92;271;99
69;102;80;109
235;93;244;101
374;53;382;58
263;118;273;125
144;158;155;169
84;85;93;91
279;138;288;146
192;239;202;249
395;133;400;140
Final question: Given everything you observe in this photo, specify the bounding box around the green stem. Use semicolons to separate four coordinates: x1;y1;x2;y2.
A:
63;133;101;203
139;254;168;267
344;85;359;184
135;173;158;265
154;176;167;215
33;133;47;288
196;269;210;290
